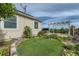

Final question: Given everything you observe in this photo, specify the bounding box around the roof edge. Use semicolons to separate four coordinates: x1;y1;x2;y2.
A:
16;10;42;22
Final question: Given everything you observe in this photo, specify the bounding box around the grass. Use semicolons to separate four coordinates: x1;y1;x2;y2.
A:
16;37;64;56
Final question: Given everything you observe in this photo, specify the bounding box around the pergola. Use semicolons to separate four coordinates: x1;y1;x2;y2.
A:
48;21;75;36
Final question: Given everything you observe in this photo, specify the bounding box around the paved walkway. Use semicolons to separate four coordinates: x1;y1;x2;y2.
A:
10;38;25;56
62;40;75;46
10;41;17;56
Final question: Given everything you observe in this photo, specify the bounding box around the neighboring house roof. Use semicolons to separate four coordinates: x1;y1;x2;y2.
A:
16;10;42;22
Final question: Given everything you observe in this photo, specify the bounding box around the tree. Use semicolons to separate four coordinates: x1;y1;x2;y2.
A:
0;3;15;42
0;3;15;19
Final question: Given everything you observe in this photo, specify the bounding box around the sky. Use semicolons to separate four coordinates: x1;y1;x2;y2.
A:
15;3;79;28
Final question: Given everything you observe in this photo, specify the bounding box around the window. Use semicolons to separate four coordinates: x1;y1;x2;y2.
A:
34;22;38;29
4;16;17;29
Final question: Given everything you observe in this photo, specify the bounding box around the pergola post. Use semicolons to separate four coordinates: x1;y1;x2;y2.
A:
73;26;75;36
48;22;51;40
68;20;71;36
53;24;54;34
68;26;71;36
48;22;51;35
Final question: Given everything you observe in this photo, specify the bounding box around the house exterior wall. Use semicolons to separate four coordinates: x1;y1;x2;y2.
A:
2;15;42;39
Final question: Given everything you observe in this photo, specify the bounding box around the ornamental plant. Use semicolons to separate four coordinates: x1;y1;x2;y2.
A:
23;26;32;38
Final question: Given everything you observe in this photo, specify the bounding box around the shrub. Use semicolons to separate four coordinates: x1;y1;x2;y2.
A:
64;45;75;50
63;44;79;56
63;49;77;56
38;33;71;42
0;40;11;56
49;34;58;39
45;34;63;41
73;45;79;55
37;34;48;39
61;36;72;41
75;45;79;50
38;30;47;36
23;26;32;38
38;33;58;39
0;46;10;56
37;34;58;40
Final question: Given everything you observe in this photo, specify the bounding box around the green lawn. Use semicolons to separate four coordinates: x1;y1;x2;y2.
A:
16;38;64;56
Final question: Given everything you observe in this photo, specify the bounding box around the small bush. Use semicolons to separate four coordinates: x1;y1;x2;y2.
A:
38;30;47;36
61;36;71;41
43;34;58;39
23;26;32;38
38;33;58;39
49;34;58;39
37;33;68;41
64;45;75;50
75;45;79;50
63;44;79;56
0;46;10;56
74;45;79;55
0;40;11;56
63;49;77;56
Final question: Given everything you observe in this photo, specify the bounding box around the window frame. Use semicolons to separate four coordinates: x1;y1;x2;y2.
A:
2;15;19;30
34;21;38;29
